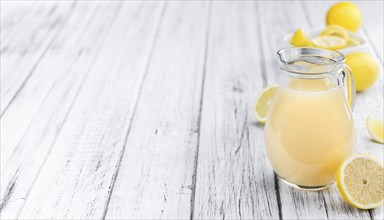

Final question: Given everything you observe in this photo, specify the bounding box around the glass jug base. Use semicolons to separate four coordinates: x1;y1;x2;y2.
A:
278;175;333;191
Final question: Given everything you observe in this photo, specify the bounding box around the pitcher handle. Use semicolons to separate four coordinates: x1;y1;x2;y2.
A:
342;64;356;110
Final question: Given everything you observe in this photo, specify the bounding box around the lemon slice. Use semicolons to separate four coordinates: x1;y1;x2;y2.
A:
367;115;384;144
291;29;312;47
254;85;278;123
337;154;384;209
346;37;361;47
312;36;346;50
321;25;349;40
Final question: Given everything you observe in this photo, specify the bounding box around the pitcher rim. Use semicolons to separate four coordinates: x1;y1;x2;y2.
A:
277;47;346;77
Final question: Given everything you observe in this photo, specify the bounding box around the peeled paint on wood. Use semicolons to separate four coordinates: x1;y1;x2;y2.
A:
0;1;383;219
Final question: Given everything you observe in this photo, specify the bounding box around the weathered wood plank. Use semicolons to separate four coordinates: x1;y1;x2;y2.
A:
0;1;40;42
0;1;74;115
193;2;280;219
105;2;211;219
0;2;121;219
1;1;97;173
0;1;37;30
1;2;382;219
303;1;383;219
14;2;165;219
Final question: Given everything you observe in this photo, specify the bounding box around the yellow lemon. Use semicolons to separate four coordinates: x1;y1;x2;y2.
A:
321;25;349;40
312;36;346;50
367;115;384;144
345;52;380;92
336;154;384;209
254;85;278;123
291;29;312;47
326;2;363;32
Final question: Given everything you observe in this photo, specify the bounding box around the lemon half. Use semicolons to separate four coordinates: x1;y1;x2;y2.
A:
346;37;361;47
254;85;278;123
291;29;312;47
367;115;384;144
337;154;384;209
312;36;346;50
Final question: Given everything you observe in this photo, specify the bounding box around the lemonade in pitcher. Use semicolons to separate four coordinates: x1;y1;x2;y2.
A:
265;48;356;190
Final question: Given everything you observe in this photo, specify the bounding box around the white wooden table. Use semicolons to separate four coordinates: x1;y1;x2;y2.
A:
1;1;383;219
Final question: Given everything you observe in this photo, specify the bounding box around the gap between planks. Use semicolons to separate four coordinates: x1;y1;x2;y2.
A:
13;3;167;218
255;2;282;219
193;1;280;219
1;2;124;218
100;2;168;219
0;2;76;117
15;3;124;219
189;2;213;220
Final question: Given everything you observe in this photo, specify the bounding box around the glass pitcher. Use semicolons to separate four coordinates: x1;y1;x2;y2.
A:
265;47;356;191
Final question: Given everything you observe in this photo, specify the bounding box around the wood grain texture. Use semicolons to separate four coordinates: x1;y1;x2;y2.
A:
0;1;37;30
1;1;99;173
1;1;383;219
18;2;164;218
5;2;163;219
105;2;210;219
1;1;75;115
1;2;120;219
193;2;280;219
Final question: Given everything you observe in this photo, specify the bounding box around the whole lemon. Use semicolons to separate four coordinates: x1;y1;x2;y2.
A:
345;52;380;92
326;2;362;32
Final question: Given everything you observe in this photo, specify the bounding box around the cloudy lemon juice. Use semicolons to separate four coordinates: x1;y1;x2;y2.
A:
265;48;356;190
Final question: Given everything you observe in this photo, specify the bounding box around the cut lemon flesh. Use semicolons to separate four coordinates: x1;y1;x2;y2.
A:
367;115;384;144
346;37;361;47
254;85;278;123
312;36;346;50
291;29;312;47
337;154;384;209
321;25;349;40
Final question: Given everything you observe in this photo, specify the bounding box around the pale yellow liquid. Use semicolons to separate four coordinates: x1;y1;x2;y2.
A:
265;79;356;187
